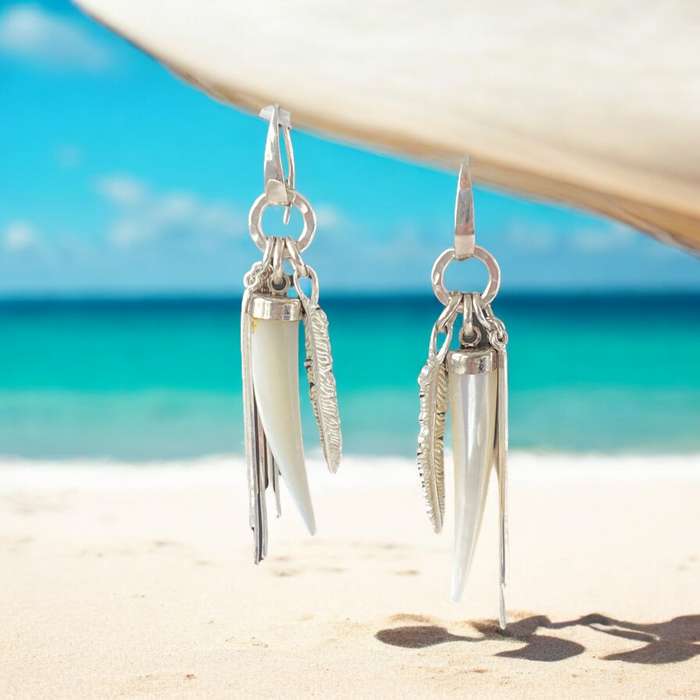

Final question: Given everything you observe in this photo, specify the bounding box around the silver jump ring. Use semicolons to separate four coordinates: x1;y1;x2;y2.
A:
429;292;460;361
243;261;264;289
285;238;308;278
474;299;496;333
462;292;474;339
431;245;501;306
260;236;274;271
460;325;482;347
249;190;316;256
293;265;320;307
272;237;285;285
435;291;461;334
429;322;454;363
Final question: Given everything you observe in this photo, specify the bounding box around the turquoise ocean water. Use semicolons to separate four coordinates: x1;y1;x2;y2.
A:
0;295;698;460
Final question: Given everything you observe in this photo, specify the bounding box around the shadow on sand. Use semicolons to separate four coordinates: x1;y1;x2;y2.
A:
375;613;700;664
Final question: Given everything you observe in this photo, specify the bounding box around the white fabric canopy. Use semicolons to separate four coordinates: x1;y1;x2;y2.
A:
76;0;700;250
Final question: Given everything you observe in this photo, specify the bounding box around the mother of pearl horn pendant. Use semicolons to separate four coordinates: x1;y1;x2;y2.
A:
247;293;316;536
446;346;498;603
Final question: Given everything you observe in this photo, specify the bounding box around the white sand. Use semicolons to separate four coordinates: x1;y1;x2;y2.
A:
1;453;699;698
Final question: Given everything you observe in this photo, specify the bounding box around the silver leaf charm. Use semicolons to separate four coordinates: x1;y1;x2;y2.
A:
301;298;342;473
417;353;447;533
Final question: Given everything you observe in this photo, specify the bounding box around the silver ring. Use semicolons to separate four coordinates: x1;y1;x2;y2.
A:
461;292;474;339
459;325;482;347
286;238;308;278
248;190;316;255
431;246;501;306
272;237;285;285
293;265;320;307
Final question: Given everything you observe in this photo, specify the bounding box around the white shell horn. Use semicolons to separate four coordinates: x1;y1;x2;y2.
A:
251;317;316;535
448;354;498;603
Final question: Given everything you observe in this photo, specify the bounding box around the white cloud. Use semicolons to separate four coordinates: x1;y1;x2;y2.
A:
572;225;635;253
152;193;198;224
198;204;241;234
3;221;38;251
0;5;111;71
315;204;344;230
109;220;145;248
95;175;148;208
95;175;244;248
508;222;556;252
56;144;82;169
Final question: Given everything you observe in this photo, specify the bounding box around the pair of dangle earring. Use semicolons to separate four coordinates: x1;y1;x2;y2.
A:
417;158;510;628
240;109;509;627
241;105;342;564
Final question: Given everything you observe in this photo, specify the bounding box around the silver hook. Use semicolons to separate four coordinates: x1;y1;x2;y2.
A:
454;157;475;260
259;104;296;224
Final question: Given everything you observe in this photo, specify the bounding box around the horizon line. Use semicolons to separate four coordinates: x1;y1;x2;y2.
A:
0;288;699;303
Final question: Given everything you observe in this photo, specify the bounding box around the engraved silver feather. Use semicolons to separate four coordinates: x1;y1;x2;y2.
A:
417;296;459;534
296;266;342;474
417;353;447;534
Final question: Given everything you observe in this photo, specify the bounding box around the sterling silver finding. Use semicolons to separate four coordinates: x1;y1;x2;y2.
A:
417;157;510;629
241;104;342;564
431;246;501;306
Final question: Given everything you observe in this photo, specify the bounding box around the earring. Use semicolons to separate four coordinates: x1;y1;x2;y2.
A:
241;104;342;564
417;158;509;628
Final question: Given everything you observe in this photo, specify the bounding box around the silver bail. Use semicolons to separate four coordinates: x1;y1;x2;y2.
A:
454;157;475;260
259;104;295;224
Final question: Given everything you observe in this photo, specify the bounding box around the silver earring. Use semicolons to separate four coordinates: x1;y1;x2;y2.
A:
241;104;342;564
417;157;509;628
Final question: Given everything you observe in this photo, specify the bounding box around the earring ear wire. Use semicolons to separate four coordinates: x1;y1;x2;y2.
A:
259;104;295;223
454;157;475;260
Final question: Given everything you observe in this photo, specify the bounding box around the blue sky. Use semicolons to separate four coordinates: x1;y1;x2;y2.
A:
0;1;698;296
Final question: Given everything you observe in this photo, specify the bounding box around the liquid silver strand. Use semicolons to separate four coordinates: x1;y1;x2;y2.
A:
254;400;269;561
241;284;267;564
495;347;509;629
268;440;282;518
478;301;509;629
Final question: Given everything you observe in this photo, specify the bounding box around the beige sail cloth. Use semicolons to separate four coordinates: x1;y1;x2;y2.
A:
75;0;700;250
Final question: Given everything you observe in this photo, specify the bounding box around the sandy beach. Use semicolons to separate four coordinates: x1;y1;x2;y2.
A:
2;453;699;699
